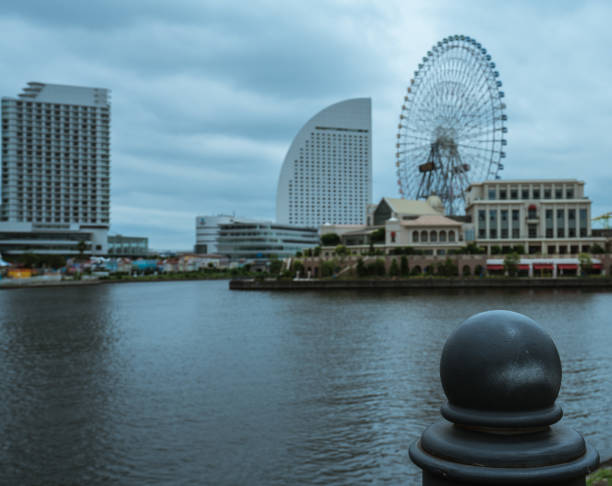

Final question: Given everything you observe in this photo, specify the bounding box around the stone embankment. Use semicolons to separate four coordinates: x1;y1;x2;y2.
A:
230;277;612;291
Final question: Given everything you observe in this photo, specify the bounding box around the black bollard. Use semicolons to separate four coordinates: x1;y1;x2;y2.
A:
410;310;599;485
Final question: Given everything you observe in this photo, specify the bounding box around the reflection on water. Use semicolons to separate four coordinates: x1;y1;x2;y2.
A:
0;282;611;485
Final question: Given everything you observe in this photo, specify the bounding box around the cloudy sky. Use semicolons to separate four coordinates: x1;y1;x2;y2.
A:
1;1;610;250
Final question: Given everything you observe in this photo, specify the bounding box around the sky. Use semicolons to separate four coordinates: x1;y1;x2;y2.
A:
0;0;610;250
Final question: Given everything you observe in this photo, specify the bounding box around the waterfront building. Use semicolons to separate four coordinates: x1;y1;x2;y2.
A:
194;214;234;254
276;98;372;226
107;234;149;257
0;82;111;255
384;214;463;255
465;179;606;255
217;220;318;260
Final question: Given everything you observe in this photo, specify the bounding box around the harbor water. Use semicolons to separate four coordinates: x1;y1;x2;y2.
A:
0;280;611;485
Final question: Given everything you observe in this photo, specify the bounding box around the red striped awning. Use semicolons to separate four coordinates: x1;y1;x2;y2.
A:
592;264;602;270
487;264;504;270
534;264;553;270
558;264;578;270
519;264;530;270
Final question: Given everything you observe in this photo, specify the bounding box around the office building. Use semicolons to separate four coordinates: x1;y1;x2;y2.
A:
0;82;110;254
195;214;234;254
276;98;372;226
217;220;318;260
465;179;605;255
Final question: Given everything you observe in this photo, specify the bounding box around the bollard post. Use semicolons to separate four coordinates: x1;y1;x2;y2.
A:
410;310;599;485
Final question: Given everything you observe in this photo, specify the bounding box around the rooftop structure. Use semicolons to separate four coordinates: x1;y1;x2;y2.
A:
276;98;372;226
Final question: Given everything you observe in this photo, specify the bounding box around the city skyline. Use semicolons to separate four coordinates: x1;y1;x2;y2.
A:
0;1;610;250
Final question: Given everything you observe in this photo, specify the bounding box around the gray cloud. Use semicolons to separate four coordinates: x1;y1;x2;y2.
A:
1;1;611;249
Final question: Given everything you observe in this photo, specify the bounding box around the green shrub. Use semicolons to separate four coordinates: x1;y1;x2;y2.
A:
321;233;340;246
389;258;399;277
400;255;409;276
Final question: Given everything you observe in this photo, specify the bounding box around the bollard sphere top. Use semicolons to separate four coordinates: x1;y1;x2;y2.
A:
440;310;563;427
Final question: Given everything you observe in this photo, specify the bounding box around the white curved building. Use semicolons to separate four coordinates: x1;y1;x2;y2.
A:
276;98;372;226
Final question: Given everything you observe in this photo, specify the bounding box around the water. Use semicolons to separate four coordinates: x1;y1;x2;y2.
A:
0;281;611;485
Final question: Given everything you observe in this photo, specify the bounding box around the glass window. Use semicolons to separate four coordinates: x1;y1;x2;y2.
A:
521;188;529;199
533;188;540;199
566;188;574;199
488;189;496;200
510;188;518;199
555;188;563;199
430;231;437;242
413;231;419;242
528;224;537;238
544;188;552;199
499;189;507;200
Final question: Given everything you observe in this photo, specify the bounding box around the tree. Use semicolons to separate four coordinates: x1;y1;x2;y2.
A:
321;259;336;277
313;246;321;257
356;258;367;277
335;244;348;256
292;260;305;277
491;245;502;255
20;252;40;269
321;233;340;246
372;258;386;276
437;258;458;277
369;228;385;243
578;253;592;276
303;248;312;257
503;252;520;277
464;242;485;254
512;245;525;255
269;257;283;275
77;240;87;259
462;265;471;277
295;250;303;257
590;244;605;254
389;258;399;277
400;255;409;276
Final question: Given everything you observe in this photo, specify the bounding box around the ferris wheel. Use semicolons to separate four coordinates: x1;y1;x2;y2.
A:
396;34;508;215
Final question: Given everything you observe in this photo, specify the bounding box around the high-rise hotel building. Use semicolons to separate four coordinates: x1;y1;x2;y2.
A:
0;82;110;255
276;98;372;227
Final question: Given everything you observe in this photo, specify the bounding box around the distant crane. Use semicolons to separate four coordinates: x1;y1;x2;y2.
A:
592;212;612;229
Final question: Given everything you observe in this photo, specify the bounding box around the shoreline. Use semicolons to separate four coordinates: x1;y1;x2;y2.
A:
0;276;231;290
230;277;612;291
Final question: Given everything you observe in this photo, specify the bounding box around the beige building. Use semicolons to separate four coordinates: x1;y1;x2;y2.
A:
465;179;605;255
384;214;463;255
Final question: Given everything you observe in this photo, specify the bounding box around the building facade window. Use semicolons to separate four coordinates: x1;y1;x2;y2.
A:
557;209;565;238
413;230;419;242
512;209;520;238
528;223;537;239
568;209;576;237
500;210;508;238
489;209;497;239
545;209;553;238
